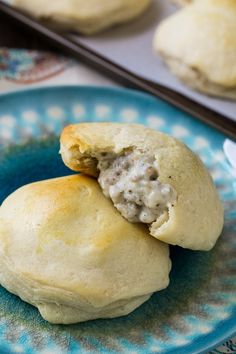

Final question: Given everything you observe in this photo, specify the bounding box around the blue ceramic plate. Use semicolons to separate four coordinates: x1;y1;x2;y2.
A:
0;86;235;354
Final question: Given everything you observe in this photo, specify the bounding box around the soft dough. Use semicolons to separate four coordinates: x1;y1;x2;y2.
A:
60;123;224;251
154;0;236;99
0;175;170;324
13;0;150;35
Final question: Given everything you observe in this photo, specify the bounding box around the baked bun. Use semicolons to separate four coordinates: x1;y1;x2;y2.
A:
60;123;224;251
0;175;170;324
154;0;236;99
13;0;150;35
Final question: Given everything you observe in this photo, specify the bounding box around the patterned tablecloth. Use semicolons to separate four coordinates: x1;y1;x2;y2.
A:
0;48;235;354
0;48;117;92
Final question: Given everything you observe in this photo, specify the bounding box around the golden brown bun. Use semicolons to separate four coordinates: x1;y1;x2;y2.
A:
13;0;150;35
154;0;236;99
0;175;170;324
60;123;224;251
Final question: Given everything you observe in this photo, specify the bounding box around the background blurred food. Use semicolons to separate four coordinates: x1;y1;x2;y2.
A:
13;0;151;34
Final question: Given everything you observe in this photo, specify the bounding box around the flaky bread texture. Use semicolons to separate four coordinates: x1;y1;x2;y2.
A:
13;0;150;35
0;175;170;324
154;0;236;99
60;123;224;251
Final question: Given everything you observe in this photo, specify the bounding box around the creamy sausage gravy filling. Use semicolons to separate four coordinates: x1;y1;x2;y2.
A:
97;150;176;224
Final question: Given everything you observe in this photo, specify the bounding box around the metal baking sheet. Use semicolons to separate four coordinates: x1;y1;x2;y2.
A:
2;0;236;125
69;0;236;122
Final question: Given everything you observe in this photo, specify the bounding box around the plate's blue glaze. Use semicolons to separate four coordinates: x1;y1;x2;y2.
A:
0;86;235;354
